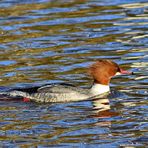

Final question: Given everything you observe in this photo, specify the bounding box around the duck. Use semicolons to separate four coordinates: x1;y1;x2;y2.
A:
0;59;133;103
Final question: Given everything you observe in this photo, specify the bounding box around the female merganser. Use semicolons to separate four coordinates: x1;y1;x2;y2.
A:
0;59;133;103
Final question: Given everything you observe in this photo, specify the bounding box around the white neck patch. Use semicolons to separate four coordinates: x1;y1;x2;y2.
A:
115;72;121;76
90;83;110;95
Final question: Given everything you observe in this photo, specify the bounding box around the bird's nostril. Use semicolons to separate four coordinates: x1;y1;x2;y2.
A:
131;72;134;75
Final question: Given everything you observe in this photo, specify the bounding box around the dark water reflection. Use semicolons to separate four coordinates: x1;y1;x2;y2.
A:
0;0;148;147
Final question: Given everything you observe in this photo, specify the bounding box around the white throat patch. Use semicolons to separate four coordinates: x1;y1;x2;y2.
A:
115;72;121;76
90;83;110;95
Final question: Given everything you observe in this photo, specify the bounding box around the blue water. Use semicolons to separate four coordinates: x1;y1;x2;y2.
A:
0;0;147;147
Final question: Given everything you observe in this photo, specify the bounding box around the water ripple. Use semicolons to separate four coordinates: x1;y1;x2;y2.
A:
0;0;147;147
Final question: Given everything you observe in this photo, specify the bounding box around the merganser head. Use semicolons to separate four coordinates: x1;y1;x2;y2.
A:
89;59;133;85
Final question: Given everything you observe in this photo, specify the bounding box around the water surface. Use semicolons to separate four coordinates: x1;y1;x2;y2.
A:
0;0;148;147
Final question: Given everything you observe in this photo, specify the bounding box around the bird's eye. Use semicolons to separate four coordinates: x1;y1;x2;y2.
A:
117;67;121;72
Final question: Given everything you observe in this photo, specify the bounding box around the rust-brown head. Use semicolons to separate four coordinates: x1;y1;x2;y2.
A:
89;59;133;85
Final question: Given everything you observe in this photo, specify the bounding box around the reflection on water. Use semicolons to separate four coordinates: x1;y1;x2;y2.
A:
0;0;148;147
93;98;110;111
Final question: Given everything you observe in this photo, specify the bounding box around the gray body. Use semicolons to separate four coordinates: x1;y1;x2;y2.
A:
0;84;108;103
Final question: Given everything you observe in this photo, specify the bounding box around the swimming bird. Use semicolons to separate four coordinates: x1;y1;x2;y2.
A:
0;59;133;103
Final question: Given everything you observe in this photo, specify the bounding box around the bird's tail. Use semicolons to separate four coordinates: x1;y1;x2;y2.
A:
0;90;31;102
0;90;27;97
